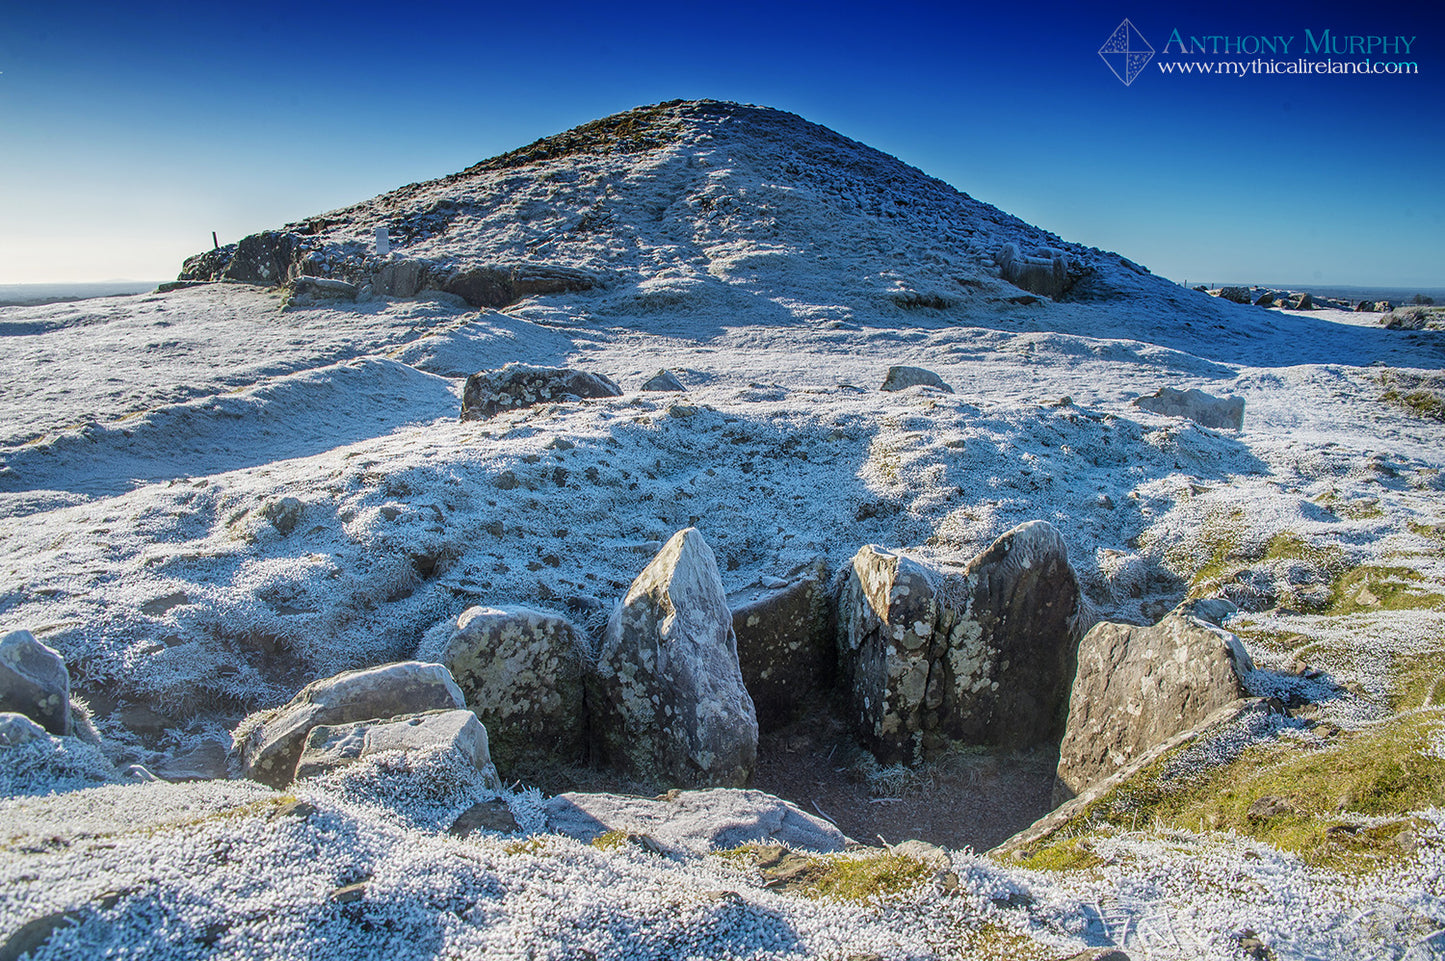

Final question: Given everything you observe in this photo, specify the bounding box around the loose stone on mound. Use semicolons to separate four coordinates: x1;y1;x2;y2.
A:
235;661;467;788
879;366;953;393
293;708;500;787
460;363;621;420
641;369;686;391
1054;598;1255;803
591;528;759;788
423;604;586;770
1132;386;1245;430
837;521;1084;764
0;630;72;736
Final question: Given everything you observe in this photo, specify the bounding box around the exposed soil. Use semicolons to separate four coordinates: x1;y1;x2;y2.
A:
750;711;1060;852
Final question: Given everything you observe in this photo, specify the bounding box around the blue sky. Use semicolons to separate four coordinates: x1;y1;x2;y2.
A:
1;0;1440;287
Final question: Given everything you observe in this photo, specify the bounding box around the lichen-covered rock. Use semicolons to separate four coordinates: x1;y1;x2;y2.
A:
591;528;758;788
0;711;48;747
731;562;832;732
837;521;1084;764
1133;386;1245;430
879;366;953;393
460;363;622;421
0;630;71;736
1054;599;1254;803
235;661;466;788
424;604;586;770
293;709;501;787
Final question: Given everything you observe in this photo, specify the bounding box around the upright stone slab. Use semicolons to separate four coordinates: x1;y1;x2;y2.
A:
837;522;1084;764
1055;599;1254;803
426;604;586;770
235;661;466;788
592;528;758;788
0;630;71;736
731;561;833;732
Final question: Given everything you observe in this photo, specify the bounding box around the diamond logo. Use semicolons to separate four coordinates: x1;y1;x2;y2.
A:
1099;19;1154;85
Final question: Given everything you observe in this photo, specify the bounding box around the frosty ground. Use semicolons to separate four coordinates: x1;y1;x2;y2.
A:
2;99;1445;960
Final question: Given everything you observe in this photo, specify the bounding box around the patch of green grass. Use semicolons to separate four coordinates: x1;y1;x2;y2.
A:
803;850;935;901
1021;715;1445;874
590;830;630;851
1313;490;1384;520
1016;835;1105;873
1327;565;1445;615
1408;521;1445;546
1381;389;1445;422
1393;651;1445;712
501;837;550;856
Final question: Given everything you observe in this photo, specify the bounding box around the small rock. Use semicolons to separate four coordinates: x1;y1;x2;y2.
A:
0;630;72;736
0;712;48;747
329;882;367;904
1246;795;1298;820
449;798;519;837
1133;386;1245;430
641;369;686;392
880;365;953;393
261;497;305;535
293;709;500;787
1238;929;1277;960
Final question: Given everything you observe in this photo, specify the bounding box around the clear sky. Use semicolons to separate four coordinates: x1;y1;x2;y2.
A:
1;0;1440;287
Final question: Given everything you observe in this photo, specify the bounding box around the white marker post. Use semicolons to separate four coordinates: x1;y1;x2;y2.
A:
375;226;391;257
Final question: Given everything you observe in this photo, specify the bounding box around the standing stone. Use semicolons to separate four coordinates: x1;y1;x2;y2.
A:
235;661;466;788
731;560;833;732
1054;599;1254;803
424;605;586;771
0;630;71;736
293;709;501;787
837;522;1084;764
591;528;758;788
1132;386;1245;430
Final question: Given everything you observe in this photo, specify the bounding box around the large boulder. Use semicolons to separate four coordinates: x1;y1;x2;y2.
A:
1216;286;1252;304
1289;292;1314;310
460;364;622;421
590;528;758;788
837;521;1085;765
880;366;953;393
234;661;466;788
0;630;71;736
730;560;833;732
1054;599;1254;803
422;605;586;770
293;709;500;787
1132;386;1245;430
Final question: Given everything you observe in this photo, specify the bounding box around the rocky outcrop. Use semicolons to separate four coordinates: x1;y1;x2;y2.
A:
1217;286;1252;304
441;264;599;308
880;366;953;393
836;521;1084;765
423;605;586;770
460;364;622;421
0;630;71;736
590;528;758;788
996;243;1069;299
1133;386;1245;430
730;560;833;732
293;709;500;787
1054;599;1254;803
234;661;467;788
